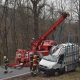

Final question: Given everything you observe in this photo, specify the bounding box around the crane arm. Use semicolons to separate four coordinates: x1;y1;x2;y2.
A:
31;12;69;51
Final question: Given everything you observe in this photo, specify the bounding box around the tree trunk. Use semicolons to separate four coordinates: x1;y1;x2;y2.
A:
3;0;8;57
33;2;39;39
78;0;80;45
10;0;17;59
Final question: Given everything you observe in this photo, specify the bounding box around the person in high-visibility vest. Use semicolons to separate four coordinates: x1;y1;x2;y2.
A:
3;56;9;73
37;54;40;63
32;52;41;74
32;54;38;75
36;54;41;73
30;53;33;71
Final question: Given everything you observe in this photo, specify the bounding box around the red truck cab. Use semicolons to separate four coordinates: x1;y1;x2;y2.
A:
38;40;57;56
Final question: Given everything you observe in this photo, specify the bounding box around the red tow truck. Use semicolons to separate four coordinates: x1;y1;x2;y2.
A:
10;12;69;67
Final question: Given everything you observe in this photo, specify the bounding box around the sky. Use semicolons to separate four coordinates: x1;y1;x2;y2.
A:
2;0;5;5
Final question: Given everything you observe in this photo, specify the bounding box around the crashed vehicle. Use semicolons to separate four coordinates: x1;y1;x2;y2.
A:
39;43;79;75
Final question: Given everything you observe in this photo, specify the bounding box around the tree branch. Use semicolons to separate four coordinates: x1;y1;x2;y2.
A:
36;0;41;4
31;0;34;4
38;3;45;15
26;6;33;13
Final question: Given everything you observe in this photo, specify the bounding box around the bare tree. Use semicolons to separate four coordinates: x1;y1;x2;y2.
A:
10;0;17;58
70;0;80;44
0;0;2;5
78;0;80;44
30;0;46;39
0;0;9;64
0;0;9;57
55;0;67;42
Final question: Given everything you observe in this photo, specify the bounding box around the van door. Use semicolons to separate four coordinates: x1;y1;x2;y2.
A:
58;54;64;64
58;47;65;65
56;54;65;73
58;54;64;68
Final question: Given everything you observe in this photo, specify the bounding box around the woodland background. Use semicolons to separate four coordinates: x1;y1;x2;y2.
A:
0;0;80;64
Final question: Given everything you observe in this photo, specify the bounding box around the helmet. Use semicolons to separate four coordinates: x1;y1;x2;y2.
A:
32;37;35;40
33;55;37;58
4;56;7;59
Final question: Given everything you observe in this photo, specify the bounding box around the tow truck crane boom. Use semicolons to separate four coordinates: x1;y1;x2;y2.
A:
31;12;69;51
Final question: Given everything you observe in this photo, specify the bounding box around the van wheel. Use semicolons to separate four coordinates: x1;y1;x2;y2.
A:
54;70;59;76
71;69;76;72
60;67;65;74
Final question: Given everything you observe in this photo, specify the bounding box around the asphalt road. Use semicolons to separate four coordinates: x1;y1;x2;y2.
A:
0;66;30;80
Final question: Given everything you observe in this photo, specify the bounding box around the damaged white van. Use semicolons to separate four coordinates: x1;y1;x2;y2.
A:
39;43;79;75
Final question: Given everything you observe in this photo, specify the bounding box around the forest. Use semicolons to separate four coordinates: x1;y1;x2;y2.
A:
0;0;80;64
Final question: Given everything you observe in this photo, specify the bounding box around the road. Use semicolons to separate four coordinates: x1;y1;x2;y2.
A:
0;66;30;80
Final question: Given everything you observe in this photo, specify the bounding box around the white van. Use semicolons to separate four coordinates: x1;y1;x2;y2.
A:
39;43;79;75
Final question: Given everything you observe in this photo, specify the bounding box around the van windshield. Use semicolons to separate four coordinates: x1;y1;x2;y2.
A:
43;55;57;62
49;45;63;54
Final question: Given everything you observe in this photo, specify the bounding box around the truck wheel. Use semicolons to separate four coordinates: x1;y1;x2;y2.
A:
54;70;59;76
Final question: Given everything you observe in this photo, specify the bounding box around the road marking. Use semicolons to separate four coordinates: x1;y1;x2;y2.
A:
0;72;30;80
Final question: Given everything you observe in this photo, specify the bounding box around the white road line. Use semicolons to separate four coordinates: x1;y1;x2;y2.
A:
0;72;30;80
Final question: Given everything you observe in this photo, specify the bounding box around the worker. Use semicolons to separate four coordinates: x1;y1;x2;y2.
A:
30;52;33;72
36;54;40;63
3;56;9;73
32;51;41;75
32;54;37;75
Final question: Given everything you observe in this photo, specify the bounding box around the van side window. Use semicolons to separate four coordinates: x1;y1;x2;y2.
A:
58;54;64;64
